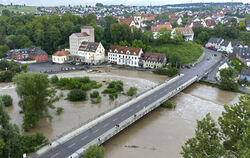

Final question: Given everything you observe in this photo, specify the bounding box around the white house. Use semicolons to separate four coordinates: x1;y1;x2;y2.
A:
216;62;229;80
171;27;194;41
218;41;233;53
68;42;105;65
108;46;143;67
52;50;70;64
205;38;224;50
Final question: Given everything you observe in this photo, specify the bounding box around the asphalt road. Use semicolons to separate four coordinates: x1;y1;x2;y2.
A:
31;48;222;158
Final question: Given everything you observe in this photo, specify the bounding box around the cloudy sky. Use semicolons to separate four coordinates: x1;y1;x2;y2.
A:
0;0;249;6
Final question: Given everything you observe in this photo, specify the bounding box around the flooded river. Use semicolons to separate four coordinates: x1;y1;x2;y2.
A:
1;68;241;158
3;68;167;139
103;83;241;158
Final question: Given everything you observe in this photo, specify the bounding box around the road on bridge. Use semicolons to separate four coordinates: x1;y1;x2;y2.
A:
31;49;222;158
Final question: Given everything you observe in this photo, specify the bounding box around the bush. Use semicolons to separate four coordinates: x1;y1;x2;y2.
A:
161;100;176;109
109;93;118;101
0;95;13;107
103;81;124;94
67;89;87;101
21;133;47;153
81;83;92;91
91;96;102;104
90;91;99;98
126;87;137;96
56;107;64;115
92;83;103;89
153;66;179;77
50;75;59;84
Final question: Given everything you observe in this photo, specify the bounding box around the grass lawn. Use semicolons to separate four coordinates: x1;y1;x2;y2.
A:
151;41;203;65
0;5;38;13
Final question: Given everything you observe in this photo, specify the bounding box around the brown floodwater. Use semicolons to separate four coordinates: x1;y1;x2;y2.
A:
103;83;241;158
3;68;167;139
2;68;241;158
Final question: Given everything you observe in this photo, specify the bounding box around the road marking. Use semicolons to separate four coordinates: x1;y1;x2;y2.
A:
129;108;134;112
81;136;88;141
93;129;99;134
68;143;76;148
121;113;126;117
113;118;118;122
51;152;60;158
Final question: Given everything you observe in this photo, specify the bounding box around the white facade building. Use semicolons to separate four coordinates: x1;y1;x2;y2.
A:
52;50;70;64
108;46;143;67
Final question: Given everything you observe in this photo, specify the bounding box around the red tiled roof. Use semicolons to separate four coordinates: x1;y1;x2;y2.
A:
53;50;70;56
175;27;194;35
119;20;133;25
109;46;142;56
151;24;172;32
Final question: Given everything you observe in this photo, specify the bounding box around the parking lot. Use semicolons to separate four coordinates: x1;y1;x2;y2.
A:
27;61;90;73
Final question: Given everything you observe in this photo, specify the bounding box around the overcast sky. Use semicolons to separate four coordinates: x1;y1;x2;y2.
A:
0;0;249;6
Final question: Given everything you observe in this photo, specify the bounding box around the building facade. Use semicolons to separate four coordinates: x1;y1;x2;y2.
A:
142;52;167;69
108;46;143;67
69;42;105;65
69;26;95;55
52;50;70;64
171;27;194;41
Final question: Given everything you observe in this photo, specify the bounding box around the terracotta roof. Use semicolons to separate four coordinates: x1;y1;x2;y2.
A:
109;46;142;56
53;50;70;56
142;52;166;63
205;19;216;27
78;42;100;52
73;32;90;37
175;27;194;35
119;19;133;25
151;24;172;32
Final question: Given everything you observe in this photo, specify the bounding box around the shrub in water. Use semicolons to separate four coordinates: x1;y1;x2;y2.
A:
67;89;87;101
0;94;13;107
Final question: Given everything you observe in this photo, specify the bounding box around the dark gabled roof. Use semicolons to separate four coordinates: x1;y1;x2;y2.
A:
142;52;166;63
208;38;223;44
220;40;230;47
7;46;47;57
233;47;250;60
78;42;100;52
241;67;250;76
231;41;243;47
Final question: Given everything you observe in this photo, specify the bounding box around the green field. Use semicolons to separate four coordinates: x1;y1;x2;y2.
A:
0;5;38;13
151;42;204;65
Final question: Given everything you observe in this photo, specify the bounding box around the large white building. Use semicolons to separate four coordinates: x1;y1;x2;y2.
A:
108;46;143;67
171;27;194;41
68;26;95;55
69;42;105;65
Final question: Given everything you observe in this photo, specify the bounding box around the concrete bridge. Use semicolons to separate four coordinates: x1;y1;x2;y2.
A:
30;49;223;158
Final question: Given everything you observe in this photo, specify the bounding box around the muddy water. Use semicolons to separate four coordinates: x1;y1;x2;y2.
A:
103;83;241;158
2;68;167;139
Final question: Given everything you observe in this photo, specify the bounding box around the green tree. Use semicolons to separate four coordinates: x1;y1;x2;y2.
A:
2;9;11;16
0;44;9;58
0;94;13;107
21;64;28;72
219;67;238;91
126;87;137;96
0;138;4;157
13;73;58;131
119;40;130;46
132;40;146;51
181;94;250;158
102;16;118;43
181;113;225;158
156;28;171;44
83;145;104;158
